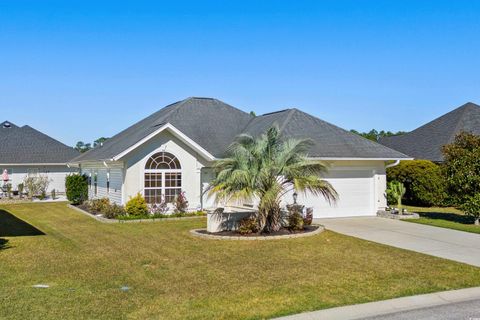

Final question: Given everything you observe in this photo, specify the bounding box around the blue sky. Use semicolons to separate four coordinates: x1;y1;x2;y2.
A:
1;0;479;146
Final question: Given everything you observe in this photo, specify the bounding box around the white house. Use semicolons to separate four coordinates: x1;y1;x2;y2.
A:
0;121;79;193
69;97;411;218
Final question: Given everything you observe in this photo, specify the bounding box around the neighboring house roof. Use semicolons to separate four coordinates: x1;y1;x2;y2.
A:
72;97;410;162
379;102;480;162
0;121;79;164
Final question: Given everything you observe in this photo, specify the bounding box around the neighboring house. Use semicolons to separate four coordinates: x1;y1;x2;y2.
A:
380;102;480;162
0;121;79;193
69;97;410;218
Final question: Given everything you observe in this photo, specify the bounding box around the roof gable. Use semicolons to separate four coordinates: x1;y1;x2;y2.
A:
380;102;480;162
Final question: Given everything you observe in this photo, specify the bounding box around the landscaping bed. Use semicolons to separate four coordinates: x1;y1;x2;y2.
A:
73;202;206;222
192;225;322;240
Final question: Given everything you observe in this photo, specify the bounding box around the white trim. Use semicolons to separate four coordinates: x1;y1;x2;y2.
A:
0;163;69;166
308;157;414;161
112;123;216;162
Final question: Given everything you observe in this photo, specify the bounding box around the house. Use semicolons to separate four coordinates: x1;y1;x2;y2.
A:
379;102;480;162
69;97;410;218
0;121;79;193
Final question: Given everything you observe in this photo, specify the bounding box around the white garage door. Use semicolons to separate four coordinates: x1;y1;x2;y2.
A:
295;169;375;218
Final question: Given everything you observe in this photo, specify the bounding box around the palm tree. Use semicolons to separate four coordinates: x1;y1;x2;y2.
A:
208;126;338;233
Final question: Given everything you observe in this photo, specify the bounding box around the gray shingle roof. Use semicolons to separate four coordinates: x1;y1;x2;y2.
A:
244;109;410;159
73;97;410;162
0;122;79;164
379;102;480;162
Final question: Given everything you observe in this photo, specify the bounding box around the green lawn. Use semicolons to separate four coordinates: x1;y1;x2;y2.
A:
404;205;480;234
1;203;480;320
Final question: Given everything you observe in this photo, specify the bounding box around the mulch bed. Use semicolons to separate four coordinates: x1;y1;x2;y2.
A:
198;225;320;237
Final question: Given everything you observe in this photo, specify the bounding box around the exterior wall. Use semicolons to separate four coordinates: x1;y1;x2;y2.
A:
80;162;124;204
0;165;76;193
123;131;211;208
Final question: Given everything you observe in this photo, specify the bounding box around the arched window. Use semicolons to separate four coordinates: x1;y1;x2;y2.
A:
144;152;181;204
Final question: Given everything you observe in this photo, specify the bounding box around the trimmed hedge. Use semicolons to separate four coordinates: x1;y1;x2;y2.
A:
387;160;446;207
65;174;88;205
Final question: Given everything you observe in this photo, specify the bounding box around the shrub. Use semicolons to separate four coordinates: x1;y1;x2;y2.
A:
460;194;480;225
238;216;259;235
287;204;304;231
304;207;313;226
174;191;189;213
387;160;447;206
103;203;126;219
66;174;88;205
87;198;110;213
125;193;149;216
443;132;480;205
51;189;56;200
6;184;12;199
24;174;50;199
17;183;24;198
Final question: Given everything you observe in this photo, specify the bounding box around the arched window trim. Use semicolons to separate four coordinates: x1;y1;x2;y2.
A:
144;152;182;204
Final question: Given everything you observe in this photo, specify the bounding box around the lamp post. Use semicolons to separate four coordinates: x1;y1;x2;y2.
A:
293;192;298;204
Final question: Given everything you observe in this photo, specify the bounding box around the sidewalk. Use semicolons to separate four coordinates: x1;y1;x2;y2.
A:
274;286;480;320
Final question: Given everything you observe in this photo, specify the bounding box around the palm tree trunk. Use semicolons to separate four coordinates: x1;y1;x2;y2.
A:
265;206;282;232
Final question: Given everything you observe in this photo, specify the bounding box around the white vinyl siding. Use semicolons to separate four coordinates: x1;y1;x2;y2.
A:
80;162;123;204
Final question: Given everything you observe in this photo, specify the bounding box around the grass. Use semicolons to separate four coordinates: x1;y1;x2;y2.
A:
1;203;480;320
403;205;480;234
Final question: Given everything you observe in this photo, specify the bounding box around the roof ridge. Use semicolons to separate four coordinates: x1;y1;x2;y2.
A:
278;109;297;134
450;102;480;141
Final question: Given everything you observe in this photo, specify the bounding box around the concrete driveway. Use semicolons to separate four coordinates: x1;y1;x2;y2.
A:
315;217;480;267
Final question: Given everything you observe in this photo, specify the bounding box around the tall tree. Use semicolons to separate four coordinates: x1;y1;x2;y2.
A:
350;129;407;141
208;126;337;233
75;141;92;153
94;137;108;147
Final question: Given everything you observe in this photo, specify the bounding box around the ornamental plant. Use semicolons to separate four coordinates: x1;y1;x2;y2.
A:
125;193;149;216
386;181;406;208
208;126;337;233
65;174;88;205
460;194;480;225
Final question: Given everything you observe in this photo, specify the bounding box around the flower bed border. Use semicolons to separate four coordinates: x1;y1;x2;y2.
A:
189;225;324;240
68;204;205;223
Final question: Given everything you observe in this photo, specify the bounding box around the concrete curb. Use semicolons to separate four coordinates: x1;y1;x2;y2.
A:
189;225;324;241
67;204;205;223
274;286;480;320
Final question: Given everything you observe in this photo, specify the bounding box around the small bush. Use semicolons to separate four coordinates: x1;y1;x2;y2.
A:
125;193;149;216
87;198;111;213
23;174;50;199
287;204;305;231
288;211;304;231
460;194;480;225
17;183;24;198
6;183;12;199
103;203;126;219
66;174;88;205
174;191;189;213
304;207;313;226
387;160;447;206
51;189;56;200
238;216;259;235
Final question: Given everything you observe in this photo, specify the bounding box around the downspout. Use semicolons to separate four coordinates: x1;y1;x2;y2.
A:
385;159;401;169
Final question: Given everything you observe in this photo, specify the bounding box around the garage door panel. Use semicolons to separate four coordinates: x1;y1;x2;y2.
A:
292;169;374;218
